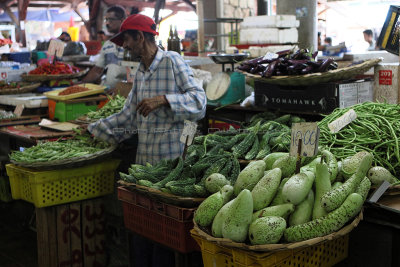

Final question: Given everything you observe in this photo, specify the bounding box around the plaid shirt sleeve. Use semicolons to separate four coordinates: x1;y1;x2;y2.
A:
87;88;137;144
164;53;207;122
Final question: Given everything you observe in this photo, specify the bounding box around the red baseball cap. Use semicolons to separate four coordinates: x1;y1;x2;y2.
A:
110;14;159;46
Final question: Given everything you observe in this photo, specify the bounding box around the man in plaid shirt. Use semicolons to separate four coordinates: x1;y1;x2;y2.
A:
88;14;206;166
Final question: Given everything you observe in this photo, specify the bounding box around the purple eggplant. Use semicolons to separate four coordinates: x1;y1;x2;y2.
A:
276;49;292;58
244;56;264;66
312;51;318;59
288;59;309;65
301;65;314;74
318;58;334;72
262;60;278;78
255;59;272;65
237;64;252;72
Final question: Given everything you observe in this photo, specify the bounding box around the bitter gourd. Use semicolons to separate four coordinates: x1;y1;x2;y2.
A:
245;136;260;160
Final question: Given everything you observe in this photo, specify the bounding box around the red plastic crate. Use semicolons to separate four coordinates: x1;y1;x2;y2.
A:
117;186;199;253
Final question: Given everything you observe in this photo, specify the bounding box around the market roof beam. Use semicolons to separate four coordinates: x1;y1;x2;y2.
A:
103;0;195;13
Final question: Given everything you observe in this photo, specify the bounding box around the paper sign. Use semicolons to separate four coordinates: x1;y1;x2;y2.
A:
379;70;392;85
13;104;24;117
180;120;198;146
290;122;319;157
38;118;55;126
328;109;357;134
48;39;65;58
368;181;391;203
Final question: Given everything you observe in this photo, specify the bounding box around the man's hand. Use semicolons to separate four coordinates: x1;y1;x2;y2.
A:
75;123;89;134
137;95;169;117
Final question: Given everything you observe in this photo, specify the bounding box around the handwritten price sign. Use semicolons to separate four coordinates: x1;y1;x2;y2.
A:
328;109;357;134
180;120;198;146
290;122;320;157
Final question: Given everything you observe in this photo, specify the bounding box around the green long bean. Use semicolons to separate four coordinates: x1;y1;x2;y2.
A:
318;102;400;176
9;133;111;163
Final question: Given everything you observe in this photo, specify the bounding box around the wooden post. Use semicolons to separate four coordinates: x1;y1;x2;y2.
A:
196;0;205;56
295;139;302;173
36;198;106;267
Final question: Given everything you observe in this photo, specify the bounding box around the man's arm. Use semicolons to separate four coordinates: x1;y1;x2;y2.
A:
164;54;207;121
81;66;104;84
88;86;137;144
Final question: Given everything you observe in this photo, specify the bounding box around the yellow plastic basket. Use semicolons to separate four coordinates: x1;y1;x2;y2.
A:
191;229;348;267
6;159;120;208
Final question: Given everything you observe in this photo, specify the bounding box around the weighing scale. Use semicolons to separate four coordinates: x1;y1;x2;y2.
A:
206;53;248;106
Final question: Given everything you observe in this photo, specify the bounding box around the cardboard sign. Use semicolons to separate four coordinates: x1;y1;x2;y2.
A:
368;181;391;203
180;120;197;146
379;70;392;85
48;39;65;58
328;109;357;134
290;122;319;157
13;104;24;117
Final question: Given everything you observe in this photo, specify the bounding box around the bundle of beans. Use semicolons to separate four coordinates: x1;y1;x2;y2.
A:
318;102;400;176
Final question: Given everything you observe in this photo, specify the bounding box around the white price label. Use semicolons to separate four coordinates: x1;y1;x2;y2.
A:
13;104;24;117
180;120;198;146
48;39;65;58
290;122;320;157
328;109;357;134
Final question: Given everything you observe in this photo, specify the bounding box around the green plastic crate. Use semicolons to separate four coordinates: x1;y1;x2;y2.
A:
48;97;107;122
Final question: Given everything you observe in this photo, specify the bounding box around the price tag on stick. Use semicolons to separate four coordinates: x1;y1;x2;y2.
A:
290;122;320;157
180;120;198;146
328;109;357;134
180;120;197;160
13;104;24;117
48;39;65;60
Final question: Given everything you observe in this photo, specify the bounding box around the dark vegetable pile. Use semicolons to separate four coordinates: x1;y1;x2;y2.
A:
237;49;338;78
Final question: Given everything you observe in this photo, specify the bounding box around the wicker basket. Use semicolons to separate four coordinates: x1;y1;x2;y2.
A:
0;82;41;95
21;68;89;82
191;228;350;267
242;58;382;86
192;211;362;252
118;181;205;208
10;145;117;171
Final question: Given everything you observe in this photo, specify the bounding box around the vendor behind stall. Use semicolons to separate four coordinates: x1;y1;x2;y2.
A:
86;14;206;266
81;5;127;89
88;13;206;164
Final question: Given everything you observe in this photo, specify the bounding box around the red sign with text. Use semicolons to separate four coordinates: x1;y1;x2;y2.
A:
379;70;392;85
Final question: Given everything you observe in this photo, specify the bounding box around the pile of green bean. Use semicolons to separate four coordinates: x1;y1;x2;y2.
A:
86;95;126;120
318;102;400;176
0;110;16;119
9;134;110;163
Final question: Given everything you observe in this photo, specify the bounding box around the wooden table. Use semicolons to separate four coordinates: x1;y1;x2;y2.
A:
0;124;74;143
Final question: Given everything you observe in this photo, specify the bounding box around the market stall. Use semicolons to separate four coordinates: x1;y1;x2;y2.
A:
2;2;400;267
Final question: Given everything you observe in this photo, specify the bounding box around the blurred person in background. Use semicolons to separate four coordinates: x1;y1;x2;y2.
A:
324;37;332;47
58;32;71;43
82;5;127;89
363;29;376;51
97;30;108;42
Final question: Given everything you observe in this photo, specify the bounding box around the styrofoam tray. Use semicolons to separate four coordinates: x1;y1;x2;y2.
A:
44;83;106;101
0;93;48;108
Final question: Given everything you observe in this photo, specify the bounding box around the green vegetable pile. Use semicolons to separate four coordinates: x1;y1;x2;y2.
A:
318;102;400;176
9;133;110;163
0;110;16;119
119;112;306;197
194;150;373;245
120;146;240;198
197;112;305;160
86;95;126;120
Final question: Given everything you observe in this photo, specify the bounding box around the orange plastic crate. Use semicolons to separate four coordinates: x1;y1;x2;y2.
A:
118;186;199;253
